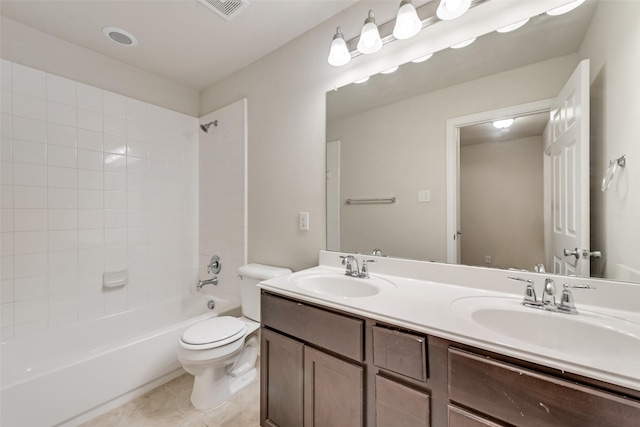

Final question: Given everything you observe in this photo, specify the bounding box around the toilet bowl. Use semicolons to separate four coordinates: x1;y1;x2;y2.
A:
177;263;291;411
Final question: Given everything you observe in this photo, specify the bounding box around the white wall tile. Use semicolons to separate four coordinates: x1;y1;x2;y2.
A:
77;83;102;113
1;114;12;138
103;153;126;172
1;161;11;185
103;91;126;118
48;145;77;168
13;162;47;187
47;74;76;107
13;275;48;300
104;246;126;268
12;63;46;99
105;210;127;228
104;115;126;137
77;170;103;190
1;90;12;115
77;109;103;132
78;189;103;209
1;137;12;161
13;140;46;164
104;172;126;191
13;209;47;231
104;191;126;210
1;208;14;232
1;59;12;92
13;253;47;278
1;255;14;280
126;98;147;123
126;121;146;141
48;166;77;188
126;139;148;158
77;129;103;151
127;174;147;192
12;117;46;143
77;149;102;170
48;230;78;252
1;232;13;256
78;248;103;270
105;227;127;246
12;93;46;121
78;228;103;249
13;186;47;209
13;231;48;254
49;271;78;295
78;210;103;229
47;101;76;127
126;156;148;175
47;123;76;147
48;209;78;230
48;188;77;209
49;250;78;273
103;134;126;155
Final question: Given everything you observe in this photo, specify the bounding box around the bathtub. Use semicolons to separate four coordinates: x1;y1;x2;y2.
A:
0;292;241;427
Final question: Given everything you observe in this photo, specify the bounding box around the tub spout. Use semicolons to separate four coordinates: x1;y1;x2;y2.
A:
197;276;218;289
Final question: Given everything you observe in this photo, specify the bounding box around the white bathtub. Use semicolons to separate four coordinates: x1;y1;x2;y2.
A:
0;292;241;427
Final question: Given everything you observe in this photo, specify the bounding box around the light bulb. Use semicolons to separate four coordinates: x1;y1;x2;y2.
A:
393;0;422;40
437;0;471;20
328;27;351;66
547;0;586;16
493;118;515;129
357;10;383;54
496;18;529;33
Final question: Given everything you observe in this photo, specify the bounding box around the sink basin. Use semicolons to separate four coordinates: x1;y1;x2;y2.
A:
289;272;396;298
451;297;640;356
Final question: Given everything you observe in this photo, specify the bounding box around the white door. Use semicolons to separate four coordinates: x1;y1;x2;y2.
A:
545;59;591;277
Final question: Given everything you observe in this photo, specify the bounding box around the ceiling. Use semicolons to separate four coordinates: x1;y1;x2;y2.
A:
460;112;549;146
0;0;358;90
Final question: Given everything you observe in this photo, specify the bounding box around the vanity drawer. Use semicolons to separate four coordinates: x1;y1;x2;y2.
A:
376;375;430;427
448;348;640;427
261;292;364;362
373;325;428;381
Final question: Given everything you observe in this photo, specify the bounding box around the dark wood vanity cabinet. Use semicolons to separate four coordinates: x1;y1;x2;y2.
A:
260;291;640;427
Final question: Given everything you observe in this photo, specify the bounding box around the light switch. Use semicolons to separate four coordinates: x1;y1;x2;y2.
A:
299;212;309;230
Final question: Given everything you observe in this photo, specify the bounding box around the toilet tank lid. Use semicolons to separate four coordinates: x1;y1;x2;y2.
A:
239;263;292;280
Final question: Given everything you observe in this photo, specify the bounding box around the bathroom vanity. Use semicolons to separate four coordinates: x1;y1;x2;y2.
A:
259;252;640;426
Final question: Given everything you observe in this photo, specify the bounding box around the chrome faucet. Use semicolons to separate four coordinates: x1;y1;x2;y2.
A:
341;255;360;277
509;276;595;314
197;276;218;289
360;259;376;278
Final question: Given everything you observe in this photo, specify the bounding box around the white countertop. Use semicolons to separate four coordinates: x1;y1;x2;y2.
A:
259;252;640;392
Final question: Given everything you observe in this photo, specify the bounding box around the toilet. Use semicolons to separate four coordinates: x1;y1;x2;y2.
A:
177;263;291;411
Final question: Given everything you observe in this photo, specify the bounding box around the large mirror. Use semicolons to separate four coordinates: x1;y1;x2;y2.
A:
326;0;640;283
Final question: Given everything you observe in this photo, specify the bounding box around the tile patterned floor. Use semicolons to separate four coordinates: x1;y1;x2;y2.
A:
81;371;260;427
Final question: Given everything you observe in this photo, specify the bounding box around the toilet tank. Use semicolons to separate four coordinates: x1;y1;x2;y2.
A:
238;264;291;321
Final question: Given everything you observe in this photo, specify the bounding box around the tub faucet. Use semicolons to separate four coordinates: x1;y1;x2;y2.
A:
197;276;218;289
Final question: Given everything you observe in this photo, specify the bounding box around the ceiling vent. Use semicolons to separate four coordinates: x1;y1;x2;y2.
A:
198;0;250;21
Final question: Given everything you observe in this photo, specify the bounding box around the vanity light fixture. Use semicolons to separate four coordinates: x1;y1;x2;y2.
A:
450;37;476;49
493;118;515;129
436;0;472;21
357;10;383;54
393;0;422;40
412;53;434;63
496;18;530;33
328;27;352;66
381;66;399;74
547;0;586;16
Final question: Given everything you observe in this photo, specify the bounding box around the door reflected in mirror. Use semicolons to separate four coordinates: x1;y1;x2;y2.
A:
326;0;640;284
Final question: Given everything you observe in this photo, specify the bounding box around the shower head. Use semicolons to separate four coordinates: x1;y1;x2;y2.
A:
200;120;218;133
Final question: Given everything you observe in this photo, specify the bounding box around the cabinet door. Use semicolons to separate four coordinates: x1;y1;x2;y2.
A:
261;328;304;427
376;375;430;427
304;346;364;427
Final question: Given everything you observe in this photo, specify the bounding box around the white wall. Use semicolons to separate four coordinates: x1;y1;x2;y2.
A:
580;1;640;279
0;60;199;340
461;136;544;270
198;99;247;299
326;55;578;262
199;0;577;271
0;16;199;117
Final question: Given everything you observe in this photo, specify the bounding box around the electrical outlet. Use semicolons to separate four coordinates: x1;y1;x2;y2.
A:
418;190;431;203
299;212;309;230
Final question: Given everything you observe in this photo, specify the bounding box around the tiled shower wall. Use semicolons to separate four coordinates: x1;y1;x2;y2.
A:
198;99;247;299
0;60;199;340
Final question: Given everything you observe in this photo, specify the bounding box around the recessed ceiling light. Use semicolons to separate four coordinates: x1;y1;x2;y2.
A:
102;27;138;47
493;118;515;129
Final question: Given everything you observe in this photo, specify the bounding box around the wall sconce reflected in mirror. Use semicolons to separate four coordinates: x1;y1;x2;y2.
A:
393;0;422;40
437;0;472;20
328;27;351;66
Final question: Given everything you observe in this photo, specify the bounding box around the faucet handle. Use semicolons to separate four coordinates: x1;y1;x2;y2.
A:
542;278;557;305
559;283;596;314
508;276;538;306
360;259;376;278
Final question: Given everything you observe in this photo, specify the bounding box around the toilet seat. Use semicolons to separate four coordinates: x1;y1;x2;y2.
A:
180;316;248;350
